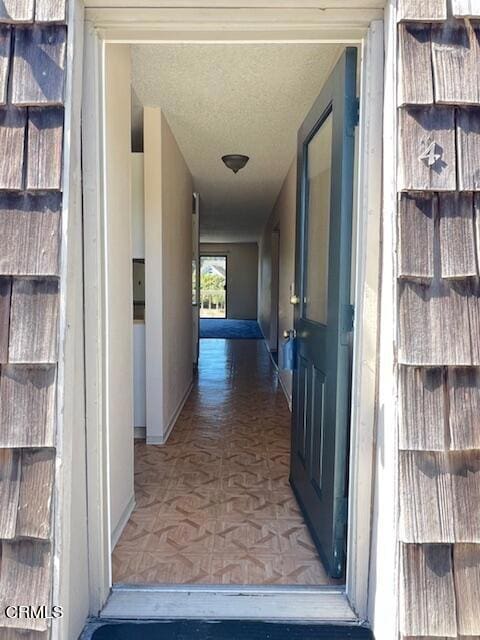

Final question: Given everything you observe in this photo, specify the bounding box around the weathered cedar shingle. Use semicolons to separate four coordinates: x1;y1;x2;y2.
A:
0;193;61;276
400;543;457;636
398;193;436;279
398;24;434;106
16;448;54;539
0;448;21;539
448;368;480;449
398;107;456;191
400;451;480;543
450;451;480;542
9;279;59;364
400;451;455;543
11;25;66;106
0;541;51;632
0;26;11;105
397;0;447;21
0;365;56;448
0;277;11;362
432;20;480;105
451;0;480;17
0;1;34;23
453;544;480;635
457;108;480;191
27;107;64;191
399;279;480;366
439;193;477;278
399;366;447;451
0;108;26;190
35;0;67;23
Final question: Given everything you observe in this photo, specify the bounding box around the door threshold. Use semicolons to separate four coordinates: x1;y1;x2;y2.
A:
101;584;360;623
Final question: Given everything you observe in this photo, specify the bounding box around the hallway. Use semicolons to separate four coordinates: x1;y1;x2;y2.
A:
113;339;331;585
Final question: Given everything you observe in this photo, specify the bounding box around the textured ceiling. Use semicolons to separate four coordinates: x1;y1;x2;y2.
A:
131;43;342;242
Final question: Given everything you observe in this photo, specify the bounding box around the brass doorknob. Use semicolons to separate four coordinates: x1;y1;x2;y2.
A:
290;294;300;305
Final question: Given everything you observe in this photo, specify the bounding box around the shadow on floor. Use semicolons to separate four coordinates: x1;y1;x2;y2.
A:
83;620;372;640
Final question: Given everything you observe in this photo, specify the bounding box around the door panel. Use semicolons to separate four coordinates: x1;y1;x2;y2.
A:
290;48;357;579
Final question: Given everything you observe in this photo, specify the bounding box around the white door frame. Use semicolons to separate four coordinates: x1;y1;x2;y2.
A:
81;4;384;624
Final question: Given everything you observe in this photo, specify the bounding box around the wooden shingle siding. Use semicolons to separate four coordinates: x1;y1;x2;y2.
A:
398;194;435;279
0;26;11;105
432;21;480;106
400;450;480;542
0;108;26;190
11;25;66;106
439;193;477;278
0;448;21;538
0;194;61;276
452;0;480;17
398;107;456;191
398;24;433;106
0;6;66;636
0;277;12;362
9;279;58;363
397;0;447;22
398;9;480;639
400;543;457;636
453;544;480;635
456;108;480;191
399;451;455;542
447;368;480;449
35;0;67;24
398;279;480;366
0;1;35;24
27;107;64;190
16;448;54;539
399;366;447;450
0;365;56;448
0;541;52;632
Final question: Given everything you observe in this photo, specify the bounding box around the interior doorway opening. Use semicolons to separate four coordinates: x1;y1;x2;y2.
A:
200;255;227;318
81;14;383;621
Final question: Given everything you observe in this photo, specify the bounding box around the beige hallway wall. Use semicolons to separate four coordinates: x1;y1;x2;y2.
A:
200;242;258;320
258;160;296;405
104;44;135;542
145;108;194;443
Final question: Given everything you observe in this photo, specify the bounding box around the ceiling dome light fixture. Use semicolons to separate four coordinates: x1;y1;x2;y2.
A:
221;154;249;174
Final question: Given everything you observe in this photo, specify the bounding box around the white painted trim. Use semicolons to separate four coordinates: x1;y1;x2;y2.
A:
82;21;112;616
111;494;136;549
81;8;384;624
53;1;86;639
101;585;359;623
345;20;383;620
146;379;193;445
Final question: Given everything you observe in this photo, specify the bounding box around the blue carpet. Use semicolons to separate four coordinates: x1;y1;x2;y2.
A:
200;319;263;339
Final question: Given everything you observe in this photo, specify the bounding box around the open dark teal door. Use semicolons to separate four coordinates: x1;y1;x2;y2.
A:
289;48;357;579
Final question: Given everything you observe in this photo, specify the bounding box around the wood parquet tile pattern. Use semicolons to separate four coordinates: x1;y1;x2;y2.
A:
113;339;332;585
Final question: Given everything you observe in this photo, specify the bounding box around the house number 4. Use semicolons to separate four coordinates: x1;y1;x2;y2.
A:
418;141;442;167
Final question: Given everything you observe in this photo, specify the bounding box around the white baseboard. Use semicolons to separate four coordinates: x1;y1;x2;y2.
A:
111;493;135;550
134;426;146;440
146;379;193;445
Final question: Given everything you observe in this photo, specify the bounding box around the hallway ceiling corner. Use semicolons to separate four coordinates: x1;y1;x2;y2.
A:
131;43;342;242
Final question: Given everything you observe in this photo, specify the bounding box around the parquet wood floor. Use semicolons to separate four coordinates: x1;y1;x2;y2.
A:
112;339;333;585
